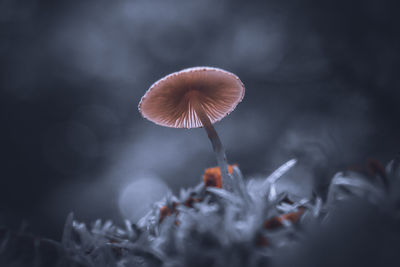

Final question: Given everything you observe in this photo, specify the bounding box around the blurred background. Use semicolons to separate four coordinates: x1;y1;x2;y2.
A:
0;0;399;240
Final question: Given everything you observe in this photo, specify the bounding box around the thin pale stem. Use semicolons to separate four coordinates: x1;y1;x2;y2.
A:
193;103;231;189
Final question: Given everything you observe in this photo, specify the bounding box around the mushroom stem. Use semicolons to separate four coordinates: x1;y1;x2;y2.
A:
194;104;231;188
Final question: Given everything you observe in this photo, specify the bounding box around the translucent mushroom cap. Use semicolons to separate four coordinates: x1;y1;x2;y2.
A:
139;67;245;128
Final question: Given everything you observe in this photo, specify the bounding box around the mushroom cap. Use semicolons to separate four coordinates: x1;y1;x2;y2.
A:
139;67;245;128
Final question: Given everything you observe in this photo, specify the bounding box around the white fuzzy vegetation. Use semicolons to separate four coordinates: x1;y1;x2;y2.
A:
1;157;400;267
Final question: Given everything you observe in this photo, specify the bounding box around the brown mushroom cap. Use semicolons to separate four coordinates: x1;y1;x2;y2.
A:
139;67;245;128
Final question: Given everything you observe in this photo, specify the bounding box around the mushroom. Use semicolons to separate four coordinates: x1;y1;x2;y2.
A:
138;67;245;188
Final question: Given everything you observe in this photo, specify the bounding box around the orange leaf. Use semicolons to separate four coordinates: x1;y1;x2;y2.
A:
159;202;180;223
203;164;238;188
264;207;305;230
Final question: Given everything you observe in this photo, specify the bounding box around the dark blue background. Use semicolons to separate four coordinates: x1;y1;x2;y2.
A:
0;0;399;240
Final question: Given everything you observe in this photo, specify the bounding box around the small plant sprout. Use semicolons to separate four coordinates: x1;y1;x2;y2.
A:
139;67;245;188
